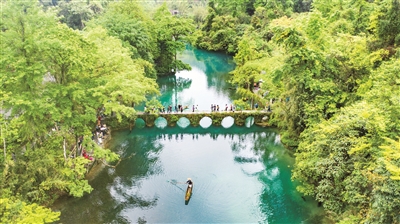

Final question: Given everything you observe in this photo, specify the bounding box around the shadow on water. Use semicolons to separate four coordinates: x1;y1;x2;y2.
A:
166;179;186;192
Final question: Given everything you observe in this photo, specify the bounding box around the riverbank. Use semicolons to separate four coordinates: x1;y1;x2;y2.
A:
84;126;113;180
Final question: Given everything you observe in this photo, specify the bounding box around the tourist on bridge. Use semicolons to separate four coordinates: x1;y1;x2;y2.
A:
192;105;195;112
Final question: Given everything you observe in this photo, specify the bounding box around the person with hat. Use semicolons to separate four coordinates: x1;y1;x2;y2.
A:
186;178;193;188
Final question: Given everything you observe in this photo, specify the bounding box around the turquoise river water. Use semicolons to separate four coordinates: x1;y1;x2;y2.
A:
55;46;324;223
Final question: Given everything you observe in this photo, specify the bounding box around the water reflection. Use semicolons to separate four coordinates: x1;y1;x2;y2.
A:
155;46;238;112
57;126;321;223
188;46;235;91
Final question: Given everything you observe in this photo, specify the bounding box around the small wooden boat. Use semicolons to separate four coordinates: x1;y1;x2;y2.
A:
185;183;193;201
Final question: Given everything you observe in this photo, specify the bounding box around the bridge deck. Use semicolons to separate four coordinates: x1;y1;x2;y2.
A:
136;110;271;115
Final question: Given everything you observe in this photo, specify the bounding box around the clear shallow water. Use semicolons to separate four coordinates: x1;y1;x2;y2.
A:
55;46;324;223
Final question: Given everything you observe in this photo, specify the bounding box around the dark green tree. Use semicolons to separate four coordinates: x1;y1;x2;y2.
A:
152;4;195;75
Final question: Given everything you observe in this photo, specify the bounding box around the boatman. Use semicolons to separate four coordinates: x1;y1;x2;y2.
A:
186;178;193;188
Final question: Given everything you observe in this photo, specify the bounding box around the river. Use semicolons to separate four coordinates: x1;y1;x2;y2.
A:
56;46;324;223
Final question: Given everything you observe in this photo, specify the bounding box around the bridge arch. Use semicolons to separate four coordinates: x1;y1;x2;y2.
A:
155;117;167;129
199;117;212;128
177;117;190;129
221;116;234;128
135;118;146;128
245;116;255;128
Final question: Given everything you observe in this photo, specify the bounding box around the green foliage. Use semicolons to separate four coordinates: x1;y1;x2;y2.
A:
254;0;294;18
0;198;60;224
233;100;249;111
0;132;93;204
83;26;159;122
153;3;195;75
359;58;400;138
95;13;153;61
293;102;383;219
380;138;400;180
145;97;163;113
56;0;104;30
92;0;155;64
196;14;240;53
369;0;400;47
167;115;179;126
312;0;376;35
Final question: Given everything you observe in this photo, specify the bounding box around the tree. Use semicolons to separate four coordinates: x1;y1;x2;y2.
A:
293;56;400;222
231;30;269;109
153;4;195;74
56;0;104;30
83;26;159;121
369;0;400;47
92;0;157;78
1;0;60;145
0;198;60;224
292;101;399;222
269;19;343;145
359;58;400;138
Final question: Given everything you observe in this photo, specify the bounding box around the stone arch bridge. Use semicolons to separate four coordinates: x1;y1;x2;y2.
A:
134;110;272;128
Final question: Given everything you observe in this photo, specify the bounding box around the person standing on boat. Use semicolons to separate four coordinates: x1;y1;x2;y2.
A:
186;178;193;188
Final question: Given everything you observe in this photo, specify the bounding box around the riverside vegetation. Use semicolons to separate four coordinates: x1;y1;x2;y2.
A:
0;0;399;223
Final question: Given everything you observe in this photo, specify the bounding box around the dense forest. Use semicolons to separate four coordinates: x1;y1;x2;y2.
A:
1;0;399;223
